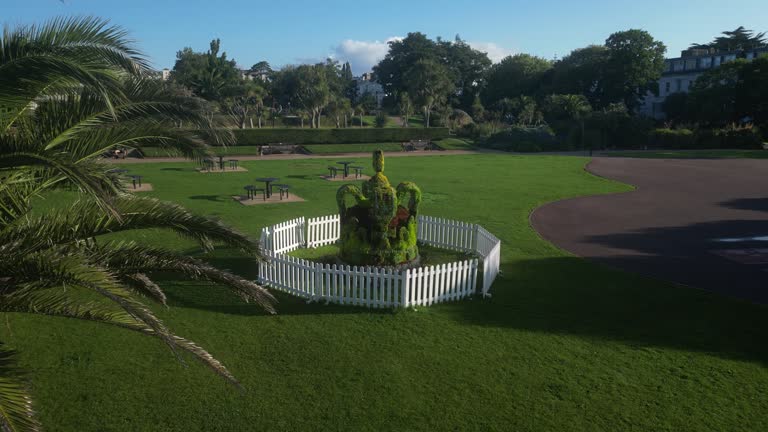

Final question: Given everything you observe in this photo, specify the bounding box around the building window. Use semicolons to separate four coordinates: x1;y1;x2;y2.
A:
685;59;697;70
665;81;671;95
700;57;712;68
674;61;684;72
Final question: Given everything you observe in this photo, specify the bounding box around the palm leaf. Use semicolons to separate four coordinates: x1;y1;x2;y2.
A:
0;345;40;432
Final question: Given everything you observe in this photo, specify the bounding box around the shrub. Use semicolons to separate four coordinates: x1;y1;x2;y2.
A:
648;128;695;149
374;111;388;128
228;128;450;145
481;125;561;152
695;127;763;149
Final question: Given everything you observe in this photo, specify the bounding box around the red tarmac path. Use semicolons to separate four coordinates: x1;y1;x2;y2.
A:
531;157;768;304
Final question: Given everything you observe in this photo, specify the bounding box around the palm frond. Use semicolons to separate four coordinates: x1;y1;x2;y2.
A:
0;345;40;432
1;195;262;257
90;242;276;313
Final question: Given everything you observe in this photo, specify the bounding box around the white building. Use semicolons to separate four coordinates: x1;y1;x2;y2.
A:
161;68;170;81
640;47;768;119
355;74;385;107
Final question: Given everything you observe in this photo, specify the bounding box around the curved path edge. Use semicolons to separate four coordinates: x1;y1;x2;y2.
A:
530;157;768;304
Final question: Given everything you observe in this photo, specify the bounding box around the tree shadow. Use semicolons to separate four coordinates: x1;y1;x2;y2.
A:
284;174;318;180
580;219;768;304
720;198;768;213
448;256;768;366
189;195;225;202
160;167;189;172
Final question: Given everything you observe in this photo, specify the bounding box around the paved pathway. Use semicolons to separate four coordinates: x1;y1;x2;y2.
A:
532;157;768;304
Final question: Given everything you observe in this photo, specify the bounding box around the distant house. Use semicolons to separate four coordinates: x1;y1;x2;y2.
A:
354;73;385;107
640;47;768;119
161;68;170;81
240;69;270;82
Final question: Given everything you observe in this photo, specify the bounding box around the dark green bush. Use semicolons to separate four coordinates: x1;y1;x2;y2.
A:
374;112;388;128
648;129;695;149
648;127;763;149
481;126;561;152
694;127;763;149
228;128;450;145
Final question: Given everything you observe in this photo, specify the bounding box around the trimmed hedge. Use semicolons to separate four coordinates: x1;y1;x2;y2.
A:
648;127;763;150
480;126;562;152
229;128;450;145
648;129;695;149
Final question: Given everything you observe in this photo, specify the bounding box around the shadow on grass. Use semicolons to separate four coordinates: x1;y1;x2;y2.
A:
447;256;768;365
189;195;225;202
155;247;768;365
160;167;189;172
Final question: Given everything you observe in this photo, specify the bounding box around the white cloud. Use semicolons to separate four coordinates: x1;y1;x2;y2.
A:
333;37;402;75
468;42;515;63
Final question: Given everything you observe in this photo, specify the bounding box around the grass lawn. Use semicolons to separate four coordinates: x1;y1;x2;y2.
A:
606;149;768;159
5;154;768;431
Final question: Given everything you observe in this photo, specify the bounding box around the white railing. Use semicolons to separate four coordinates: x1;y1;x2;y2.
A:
259;217;305;254
258;251;478;308
258;214;501;308
306;214;340;248
417;215;476;252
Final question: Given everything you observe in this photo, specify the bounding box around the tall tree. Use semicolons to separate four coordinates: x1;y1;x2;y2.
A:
403;59;454;128
170;38;242;101
691;26;767;52
482;54;552;107
398;93;414;127
438;35;492;109
551;45;611;108
602;29;666;110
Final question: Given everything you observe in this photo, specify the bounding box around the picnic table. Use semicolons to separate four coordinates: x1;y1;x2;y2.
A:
350;166;364;178
129;175;143;189
228;159;239;169
336;161;355;178
255;177;280;198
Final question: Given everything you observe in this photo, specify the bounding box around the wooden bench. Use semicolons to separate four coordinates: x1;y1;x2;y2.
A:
260;144;305;155
401;140;435;151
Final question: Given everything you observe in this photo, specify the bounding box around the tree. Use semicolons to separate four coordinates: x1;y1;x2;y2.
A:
691;26;767;52
543;94;593;152
170;38;242;101
273;64;331;128
471;95;485;122
403;59;454;127
551;45;611;108
373;33;490;110
482;54;552;106
249;60;273;79
688;57;768;125
0;17;275;431
398;93;414;127
326;96;352;128
602;29;666;110
222;80;266;128
438;35;492;109
661;92;690;124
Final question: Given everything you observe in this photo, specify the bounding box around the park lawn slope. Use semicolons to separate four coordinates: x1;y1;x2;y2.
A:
4;154;767;431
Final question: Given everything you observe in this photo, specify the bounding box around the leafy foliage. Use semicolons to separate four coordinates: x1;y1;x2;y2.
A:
0;17;274;431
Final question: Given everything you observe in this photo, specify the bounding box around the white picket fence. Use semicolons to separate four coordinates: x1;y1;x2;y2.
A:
257;214;501;308
258;252;478;308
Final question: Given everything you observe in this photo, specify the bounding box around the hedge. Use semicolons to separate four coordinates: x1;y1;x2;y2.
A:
648;127;763;150
228;128;450;145
480;126;563;152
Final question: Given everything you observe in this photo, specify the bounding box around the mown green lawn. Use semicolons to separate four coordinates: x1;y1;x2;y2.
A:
5;154;767;431
606;149;768;159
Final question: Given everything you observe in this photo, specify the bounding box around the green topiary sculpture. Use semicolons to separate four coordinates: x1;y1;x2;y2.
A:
336;150;422;266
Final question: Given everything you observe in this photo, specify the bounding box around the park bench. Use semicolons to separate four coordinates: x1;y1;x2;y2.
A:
401;140;436;151
260;143;306;155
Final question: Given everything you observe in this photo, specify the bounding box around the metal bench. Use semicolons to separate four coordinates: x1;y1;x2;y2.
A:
273;184;291;200
327;166;339;178
243;185;266;201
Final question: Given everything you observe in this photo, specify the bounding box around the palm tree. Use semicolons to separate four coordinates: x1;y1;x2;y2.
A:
0;17;275;431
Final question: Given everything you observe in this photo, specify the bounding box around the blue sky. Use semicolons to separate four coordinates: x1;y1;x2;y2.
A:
5;0;768;74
